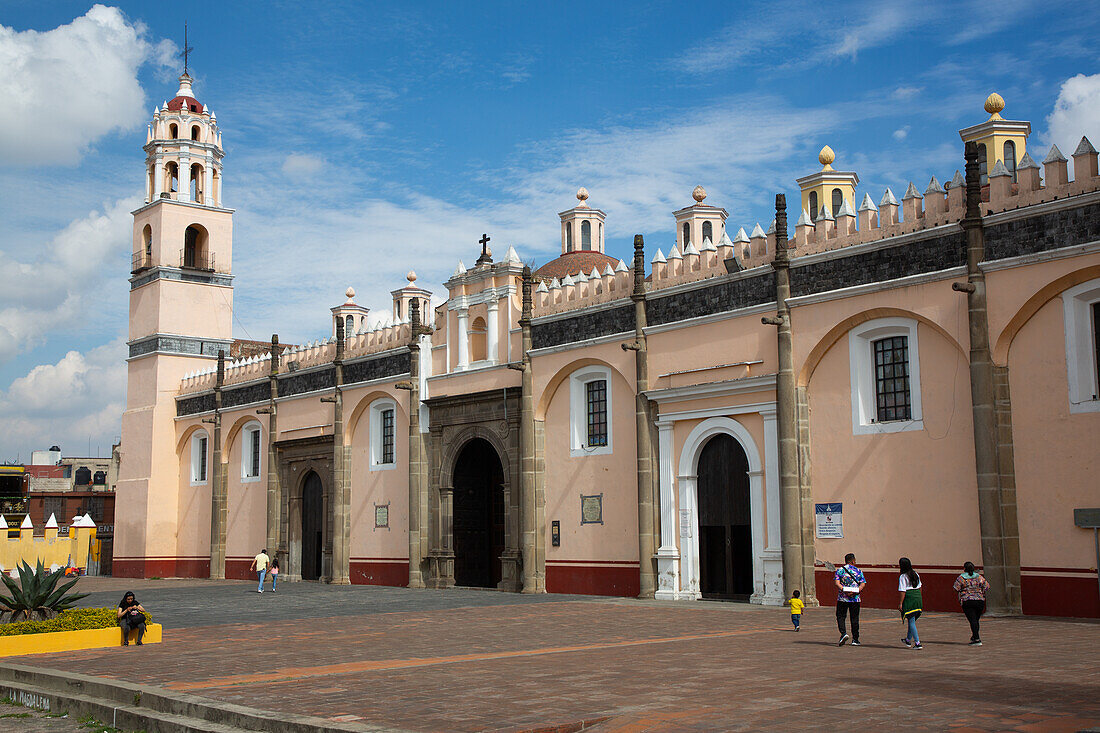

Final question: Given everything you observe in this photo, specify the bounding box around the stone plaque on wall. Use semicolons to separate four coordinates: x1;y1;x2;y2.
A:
580;494;603;525
375;503;390;530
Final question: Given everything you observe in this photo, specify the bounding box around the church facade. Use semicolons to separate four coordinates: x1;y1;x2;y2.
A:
116;75;1100;618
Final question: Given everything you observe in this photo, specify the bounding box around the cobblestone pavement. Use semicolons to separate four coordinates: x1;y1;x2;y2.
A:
0;706;126;733
10;580;1100;732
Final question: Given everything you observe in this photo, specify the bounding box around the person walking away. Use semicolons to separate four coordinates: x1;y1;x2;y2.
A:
787;589;805;631
117;591;147;646
250;548;270;593
953;561;990;645
268;556;280;592
898;557;923;649
835;553;866;646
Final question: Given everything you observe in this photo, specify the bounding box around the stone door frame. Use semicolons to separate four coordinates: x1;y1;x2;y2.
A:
275;435;333;582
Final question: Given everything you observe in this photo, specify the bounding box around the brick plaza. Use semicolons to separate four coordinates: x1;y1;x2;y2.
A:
5;578;1099;732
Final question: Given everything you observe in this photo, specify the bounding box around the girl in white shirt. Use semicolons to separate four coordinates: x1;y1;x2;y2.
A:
898;557;923;649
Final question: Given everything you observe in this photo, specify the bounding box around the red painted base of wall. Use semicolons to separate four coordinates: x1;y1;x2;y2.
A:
1022;573;1099;618
546;562;639;597
351;560;409;586
225;560;253;581
814;567;1099;618
113;557;210;578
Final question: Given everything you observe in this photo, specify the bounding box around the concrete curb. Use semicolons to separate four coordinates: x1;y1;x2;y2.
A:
0;663;410;733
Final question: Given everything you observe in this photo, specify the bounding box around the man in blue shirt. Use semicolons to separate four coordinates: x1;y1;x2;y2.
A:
834;553;866;646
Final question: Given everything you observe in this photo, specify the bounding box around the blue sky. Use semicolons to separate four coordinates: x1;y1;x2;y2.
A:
1;1;1098;461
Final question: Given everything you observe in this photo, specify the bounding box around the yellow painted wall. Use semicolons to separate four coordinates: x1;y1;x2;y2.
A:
0;526;96;571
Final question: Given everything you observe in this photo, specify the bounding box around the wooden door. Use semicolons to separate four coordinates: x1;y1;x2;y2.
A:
697;434;753;600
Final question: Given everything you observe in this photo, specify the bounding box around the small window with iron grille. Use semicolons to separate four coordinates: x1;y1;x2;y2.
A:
873;336;912;422
44;497;62;525
586;379;608;447
381;409;395;464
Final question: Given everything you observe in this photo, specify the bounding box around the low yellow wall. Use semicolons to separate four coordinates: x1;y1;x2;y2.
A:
0;623;161;657
0;526;96;572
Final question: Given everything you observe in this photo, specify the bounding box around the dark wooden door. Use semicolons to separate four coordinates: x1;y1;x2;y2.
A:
697;434;753;601
301;471;323;581
452;439;504;588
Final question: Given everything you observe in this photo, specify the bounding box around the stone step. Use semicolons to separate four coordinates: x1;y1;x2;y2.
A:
0;663;404;733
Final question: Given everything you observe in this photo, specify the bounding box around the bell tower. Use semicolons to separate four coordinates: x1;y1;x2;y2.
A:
117;50;235;577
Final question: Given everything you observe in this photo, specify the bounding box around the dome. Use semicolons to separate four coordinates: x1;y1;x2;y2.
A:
533;250;619;281
166;95;203;113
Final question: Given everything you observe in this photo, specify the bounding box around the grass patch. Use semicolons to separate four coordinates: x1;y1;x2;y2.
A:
0;711;30;718
0;608;151;637
79;713;121;732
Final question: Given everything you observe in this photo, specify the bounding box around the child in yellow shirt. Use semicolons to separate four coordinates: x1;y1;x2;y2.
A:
787;590;805;631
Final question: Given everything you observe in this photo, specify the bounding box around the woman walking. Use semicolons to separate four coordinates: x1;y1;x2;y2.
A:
953;561;990;646
898;558;923;649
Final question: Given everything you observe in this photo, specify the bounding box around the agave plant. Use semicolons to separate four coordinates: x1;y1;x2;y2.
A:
0;560;88;623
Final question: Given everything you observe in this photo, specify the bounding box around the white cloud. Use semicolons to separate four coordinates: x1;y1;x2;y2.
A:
1047;73;1100;160
0;197;136;360
281;153;325;177
0;338;126;462
0;5;162;165
893;126;910;140
830;5;913;60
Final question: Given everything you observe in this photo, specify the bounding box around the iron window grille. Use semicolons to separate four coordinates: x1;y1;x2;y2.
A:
873;336;912;422
381;409;395;464
197;436;208;482
249;429;261;477
586;379;608;447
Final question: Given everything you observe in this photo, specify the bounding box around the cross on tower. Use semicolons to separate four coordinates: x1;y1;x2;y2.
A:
476;233;493;265
181;23;194;75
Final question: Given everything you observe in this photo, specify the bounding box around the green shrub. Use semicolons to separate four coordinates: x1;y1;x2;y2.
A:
0;608;152;637
0;560;88;622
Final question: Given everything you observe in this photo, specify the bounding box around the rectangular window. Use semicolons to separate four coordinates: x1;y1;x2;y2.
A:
873;336;912;422
1093;302;1100;387
586;379;608;447
243;428;261;478
381;409;395;464
197;436;208;482
87;496;104;523
44;497;62;525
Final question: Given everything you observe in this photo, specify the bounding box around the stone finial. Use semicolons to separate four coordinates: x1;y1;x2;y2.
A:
984;92;1005;118
549;277;561;289
504;246;521;264
20;515;32;529
836;198;856;217
818;145;836;170
1074;136;1097;156
733;227;750;243
989;160;1011;178
796;208;813;226
816;206;834;222
535;280;548;293
667;244;683;260
0;515;6;530
692;185;707;202
684;239;700;255
902;182;922;200
575;269;589;283
925;175;945;195
406;271;417;283
766;218;776;235
1043;144;1067;164
345;287;356;302
576;187;589;206
718;229;734;247
561;274;575;287
881;188;899;207
1017;152;1039;170
651;248;667;264
615;259;628;272
454;260;467;276
700;235;716;252
750;222;767;237
858;193;878;212
45;513;58;529
602;264;615;276
949;169;966;188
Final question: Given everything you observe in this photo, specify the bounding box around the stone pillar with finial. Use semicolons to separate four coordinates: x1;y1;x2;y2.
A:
628;236;658;598
209;350;226;579
519;265;544;592
329;317;350;584
266;334;282;563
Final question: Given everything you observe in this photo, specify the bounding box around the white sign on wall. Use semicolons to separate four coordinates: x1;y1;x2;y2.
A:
679;510;692;538
815;503;843;539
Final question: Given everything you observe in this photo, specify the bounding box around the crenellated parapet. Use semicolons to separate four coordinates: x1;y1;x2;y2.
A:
178;321;413;396
533;260;633;315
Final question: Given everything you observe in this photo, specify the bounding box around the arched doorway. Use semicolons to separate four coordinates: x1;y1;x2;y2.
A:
697;434;753;600
301;471;323;581
452;438;505;588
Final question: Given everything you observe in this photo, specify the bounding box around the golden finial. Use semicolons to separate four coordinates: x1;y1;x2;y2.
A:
692;185;707;202
984;92;1005;119
576;187;589;206
407;270;417;283
818;145;835;170
345;286;355;300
